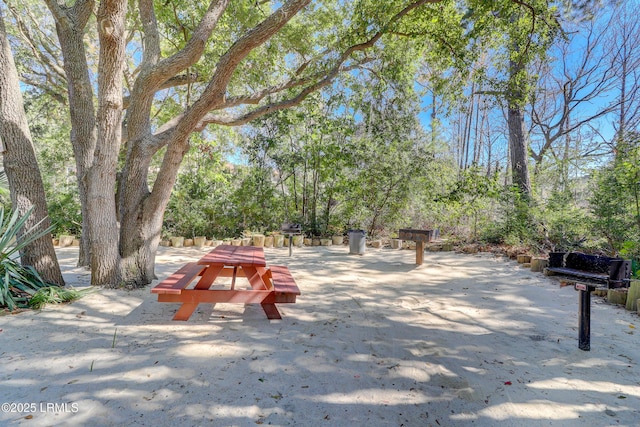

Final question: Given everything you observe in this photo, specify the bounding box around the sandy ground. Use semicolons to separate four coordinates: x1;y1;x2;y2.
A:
0;245;639;427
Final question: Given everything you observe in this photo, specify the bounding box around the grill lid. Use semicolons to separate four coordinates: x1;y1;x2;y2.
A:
281;223;302;233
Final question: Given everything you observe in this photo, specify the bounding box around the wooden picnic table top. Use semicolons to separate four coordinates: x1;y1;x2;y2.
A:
197;244;266;267
153;244;299;321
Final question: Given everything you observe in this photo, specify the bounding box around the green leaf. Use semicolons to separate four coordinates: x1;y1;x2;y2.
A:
0;207;57;310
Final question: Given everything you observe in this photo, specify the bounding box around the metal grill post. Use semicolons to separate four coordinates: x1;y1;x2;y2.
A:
575;283;595;351
281;223;301;257
289;234;293;256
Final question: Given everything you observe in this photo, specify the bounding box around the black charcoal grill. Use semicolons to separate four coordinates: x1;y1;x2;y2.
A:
398;228;439;265
281;223;302;256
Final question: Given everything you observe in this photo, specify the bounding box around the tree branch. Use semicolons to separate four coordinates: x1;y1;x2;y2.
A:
5;2;67;84
170;0;435;137
122;72;203;110
125;0;230;143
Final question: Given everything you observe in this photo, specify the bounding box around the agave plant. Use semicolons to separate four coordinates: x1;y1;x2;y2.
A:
0;169;8;203
0;206;55;311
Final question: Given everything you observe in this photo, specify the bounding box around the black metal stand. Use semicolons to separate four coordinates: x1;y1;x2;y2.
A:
575;283;596;351
280;223;302;257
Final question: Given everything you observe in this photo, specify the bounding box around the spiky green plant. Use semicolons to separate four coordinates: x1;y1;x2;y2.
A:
28;286;95;310
0;169;9;200
0;207;55;310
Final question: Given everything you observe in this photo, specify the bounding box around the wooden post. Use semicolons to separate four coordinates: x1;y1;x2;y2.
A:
416;241;424;265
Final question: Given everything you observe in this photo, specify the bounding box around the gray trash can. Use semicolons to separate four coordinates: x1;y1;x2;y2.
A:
348;229;366;255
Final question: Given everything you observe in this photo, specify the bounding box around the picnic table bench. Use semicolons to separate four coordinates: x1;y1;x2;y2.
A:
151;245;300;321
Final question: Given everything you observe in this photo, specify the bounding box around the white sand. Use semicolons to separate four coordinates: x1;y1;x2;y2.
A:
0;245;639;427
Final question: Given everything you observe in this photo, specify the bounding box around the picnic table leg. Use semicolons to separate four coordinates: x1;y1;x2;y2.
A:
194;264;225;289
243;266;270;290
230;266;238;290
173;303;199;321
261;303;282;319
243;265;280;318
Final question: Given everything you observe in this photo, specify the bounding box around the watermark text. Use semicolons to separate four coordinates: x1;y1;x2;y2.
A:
1;402;79;414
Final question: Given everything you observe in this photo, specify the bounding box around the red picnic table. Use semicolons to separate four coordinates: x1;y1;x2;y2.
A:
151;245;300;321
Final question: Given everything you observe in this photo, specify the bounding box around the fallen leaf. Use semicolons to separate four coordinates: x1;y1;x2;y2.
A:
24;415;33;420
504;381;512;385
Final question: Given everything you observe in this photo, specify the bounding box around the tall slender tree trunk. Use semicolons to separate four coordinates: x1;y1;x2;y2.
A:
507;53;532;198
560;120;571;192
0;10;64;285
617;43;628;149
54;2;97;268
463;81;476;169
507;105;531;197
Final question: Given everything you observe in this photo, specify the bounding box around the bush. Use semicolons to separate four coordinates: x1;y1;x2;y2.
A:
480;185;537;246
589;133;640;257
538;190;591;251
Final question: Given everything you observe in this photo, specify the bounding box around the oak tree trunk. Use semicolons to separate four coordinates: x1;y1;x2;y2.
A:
0;10;64;285
87;0;128;287
54;3;97;268
117;140;177;286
